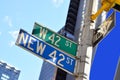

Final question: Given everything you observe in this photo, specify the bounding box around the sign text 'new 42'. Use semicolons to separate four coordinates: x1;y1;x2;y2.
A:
16;29;76;74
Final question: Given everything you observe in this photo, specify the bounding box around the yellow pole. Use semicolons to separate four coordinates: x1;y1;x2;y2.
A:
91;2;111;20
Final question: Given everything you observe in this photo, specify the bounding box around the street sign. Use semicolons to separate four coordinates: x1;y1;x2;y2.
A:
93;12;115;46
32;22;77;56
16;29;76;74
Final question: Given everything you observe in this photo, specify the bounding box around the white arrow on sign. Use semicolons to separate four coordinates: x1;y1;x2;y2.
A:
93;12;115;46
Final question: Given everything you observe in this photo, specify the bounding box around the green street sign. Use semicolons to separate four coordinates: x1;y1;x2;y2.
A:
32;22;77;56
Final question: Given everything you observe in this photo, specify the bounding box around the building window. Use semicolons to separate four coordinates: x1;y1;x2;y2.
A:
55;68;67;80
1;74;9;80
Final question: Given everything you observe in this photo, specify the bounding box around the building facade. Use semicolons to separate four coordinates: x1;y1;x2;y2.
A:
39;61;57;80
0;61;20;80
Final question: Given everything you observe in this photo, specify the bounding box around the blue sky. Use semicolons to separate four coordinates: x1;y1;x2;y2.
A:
0;0;120;80
0;0;69;80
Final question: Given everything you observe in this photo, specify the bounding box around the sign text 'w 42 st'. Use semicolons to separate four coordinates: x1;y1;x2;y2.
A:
16;29;76;74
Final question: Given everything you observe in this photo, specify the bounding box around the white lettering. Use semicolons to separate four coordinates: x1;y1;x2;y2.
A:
48;34;55;44
27;36;36;51
57;54;65;67
37;42;46;55
49;50;57;62
54;36;61;47
39;27;48;39
66;57;73;65
18;32;28;46
65;41;72;47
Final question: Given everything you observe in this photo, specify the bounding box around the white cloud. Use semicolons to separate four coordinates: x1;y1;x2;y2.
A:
0;32;1;35
9;30;19;47
9;30;19;40
4;16;13;27
9;41;15;47
52;0;64;7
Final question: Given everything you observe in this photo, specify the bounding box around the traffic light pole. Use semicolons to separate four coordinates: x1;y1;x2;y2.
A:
74;0;106;80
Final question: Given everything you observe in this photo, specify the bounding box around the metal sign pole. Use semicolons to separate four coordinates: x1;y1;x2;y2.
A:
74;0;102;80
